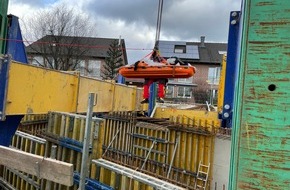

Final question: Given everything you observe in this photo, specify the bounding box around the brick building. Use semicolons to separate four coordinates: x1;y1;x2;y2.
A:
25;35;128;79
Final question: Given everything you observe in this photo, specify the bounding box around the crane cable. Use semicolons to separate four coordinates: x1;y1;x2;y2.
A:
155;0;163;47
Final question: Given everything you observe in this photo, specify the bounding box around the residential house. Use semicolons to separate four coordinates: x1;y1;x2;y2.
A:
158;37;227;104
26;35;128;79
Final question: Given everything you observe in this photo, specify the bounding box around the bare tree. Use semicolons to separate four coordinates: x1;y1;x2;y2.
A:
101;40;124;80
24;4;95;71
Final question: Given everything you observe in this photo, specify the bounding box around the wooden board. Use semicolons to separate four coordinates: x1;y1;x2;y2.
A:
0;145;73;186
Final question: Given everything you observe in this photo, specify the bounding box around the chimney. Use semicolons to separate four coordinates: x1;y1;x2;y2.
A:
200;36;205;47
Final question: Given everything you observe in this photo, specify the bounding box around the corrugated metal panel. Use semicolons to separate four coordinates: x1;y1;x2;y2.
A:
229;0;290;189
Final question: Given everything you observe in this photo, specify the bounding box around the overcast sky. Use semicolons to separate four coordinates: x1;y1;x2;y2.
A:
8;0;241;63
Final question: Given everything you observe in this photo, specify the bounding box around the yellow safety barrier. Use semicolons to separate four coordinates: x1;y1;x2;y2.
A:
5;61;143;116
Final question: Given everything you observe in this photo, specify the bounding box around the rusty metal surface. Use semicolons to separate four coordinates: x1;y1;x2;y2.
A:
229;0;290;189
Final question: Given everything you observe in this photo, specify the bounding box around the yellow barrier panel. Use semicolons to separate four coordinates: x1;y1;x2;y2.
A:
6;62;78;115
5;61;143;115
154;107;220;128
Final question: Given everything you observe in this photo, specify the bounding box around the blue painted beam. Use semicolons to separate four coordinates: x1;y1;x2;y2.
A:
74;172;114;190
148;83;156;116
221;11;241;128
59;137;92;153
6;15;28;64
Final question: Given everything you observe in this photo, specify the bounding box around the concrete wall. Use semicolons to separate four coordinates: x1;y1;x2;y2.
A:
211;137;231;190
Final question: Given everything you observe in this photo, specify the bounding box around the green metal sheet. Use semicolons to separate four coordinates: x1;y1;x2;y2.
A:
0;0;8;54
229;0;290;189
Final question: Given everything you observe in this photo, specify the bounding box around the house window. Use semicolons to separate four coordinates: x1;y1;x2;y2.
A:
174;45;186;53
209;89;218;105
31;56;43;66
166;86;174;98
177;87;191;98
76;60;86;76
208;67;221;85
88;60;101;78
184;87;191;98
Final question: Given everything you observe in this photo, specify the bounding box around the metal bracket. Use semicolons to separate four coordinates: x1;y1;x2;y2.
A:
0;55;10;121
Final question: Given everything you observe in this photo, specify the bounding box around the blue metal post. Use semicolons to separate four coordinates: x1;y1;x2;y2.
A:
220;11;241;128
148;83;156;116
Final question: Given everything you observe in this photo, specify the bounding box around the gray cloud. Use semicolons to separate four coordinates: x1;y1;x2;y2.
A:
85;0;241;42
8;0;242;62
85;0;163;26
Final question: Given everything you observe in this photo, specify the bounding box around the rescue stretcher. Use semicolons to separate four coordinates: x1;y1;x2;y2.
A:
119;60;196;79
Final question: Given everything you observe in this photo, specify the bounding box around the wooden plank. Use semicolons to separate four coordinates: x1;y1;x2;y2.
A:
0;146;73;186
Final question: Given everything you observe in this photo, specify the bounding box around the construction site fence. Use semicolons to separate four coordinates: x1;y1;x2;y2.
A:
0;111;230;190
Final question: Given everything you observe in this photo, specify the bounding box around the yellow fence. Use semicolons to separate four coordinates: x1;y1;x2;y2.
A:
154;106;220;129
99;112;216;189
1;109;220;189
